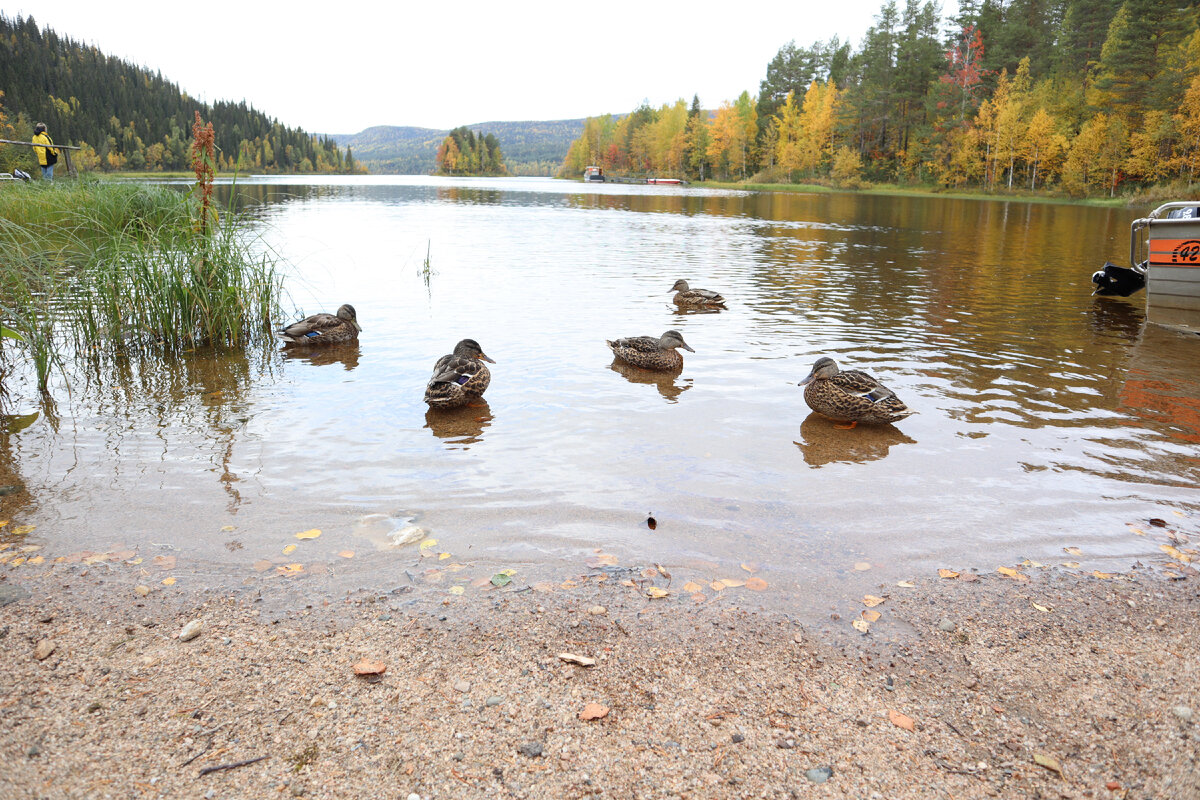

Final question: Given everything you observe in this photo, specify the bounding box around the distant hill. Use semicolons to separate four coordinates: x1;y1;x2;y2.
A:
331;118;585;176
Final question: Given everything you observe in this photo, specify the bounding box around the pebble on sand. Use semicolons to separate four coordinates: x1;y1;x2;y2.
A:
453;680;471;693
35;639;55;661
179;620;203;642
805;766;834;784
1172;705;1193;722
518;741;543;758
937;618;957;632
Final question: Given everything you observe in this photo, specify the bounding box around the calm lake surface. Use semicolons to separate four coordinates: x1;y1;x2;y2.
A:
4;176;1198;610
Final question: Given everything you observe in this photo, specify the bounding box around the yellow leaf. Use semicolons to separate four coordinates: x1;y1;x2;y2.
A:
337;550;355;559
134;585;150;597
1092;570;1116;579
282;544;298;555
0;520;8;528
854;562;871;571
938;569;959;579
1063;546;1082;556
1061;561;1081;569
449;586;464;595
27;555;44;565
682;581;704;593
221;525;235;532
1032;602;1052;613
996;566;1019;576
295;529;321;540
645;587;669;599
745;577;768;591
11;525;35;535
439;552;451;560
851;619;870;633
1173;510;1185;518
9;557;25;566
1128;526;1146;536
710;580;726;591
1033;752;1063;775
162;576;176;586
128;557;143;565
418;538;437;550
863;595;885;607
862;609;881;623
888;709;915;731
1161;544;1191;563
896;580;916;588
740;562;759;573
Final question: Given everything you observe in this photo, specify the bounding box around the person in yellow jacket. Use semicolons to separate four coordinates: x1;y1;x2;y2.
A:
32;122;59;180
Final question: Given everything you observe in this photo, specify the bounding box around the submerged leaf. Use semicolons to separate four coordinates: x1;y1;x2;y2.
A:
851;619;870;633
337;550;355;559
490;573;513;588
896;580;916;588
283;544;298;555
683;581;704;593
645;587;669;599
854;562;872;571
862;609;882;623
295;529;321;540
746;577;768;591
863;595;885;607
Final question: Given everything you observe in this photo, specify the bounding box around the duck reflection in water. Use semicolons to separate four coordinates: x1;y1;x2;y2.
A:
424;399;493;449
793;412;915;467
609;360;692;403
281;342;361;371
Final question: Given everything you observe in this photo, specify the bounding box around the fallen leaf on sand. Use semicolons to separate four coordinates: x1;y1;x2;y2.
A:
353;659;386;676
27;555;43;565
490;573;512;588
221;525;235;532
1161;544;1191;563
997;566;1029;582
862;609;882;623
683;581;704;593
338;550;355;559
295;529;321;540
863;595;885;607
11;525;35;535
1092;570;1116;579
888;709;915;731
1063;546;1082;555
938;569;959;579
1033;752;1063;775
1032;602;1053;613
896;580;916;588
851;619;870;633
646;587;669;599
558;653;596;667
854;562;872;571
161;577;176;586
579;703;609;721
746;577;768;591
35;639;55;661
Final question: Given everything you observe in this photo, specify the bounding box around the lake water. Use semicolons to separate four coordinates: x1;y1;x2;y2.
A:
3;176;1198;611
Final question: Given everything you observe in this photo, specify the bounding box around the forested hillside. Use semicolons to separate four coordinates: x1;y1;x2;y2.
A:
333;119;583;176
561;0;1200;198
0;14;361;174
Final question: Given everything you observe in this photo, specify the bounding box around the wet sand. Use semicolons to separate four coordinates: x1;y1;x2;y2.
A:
0;566;1195;799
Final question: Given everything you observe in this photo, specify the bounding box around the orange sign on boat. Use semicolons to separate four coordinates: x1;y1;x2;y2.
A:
1148;238;1200;267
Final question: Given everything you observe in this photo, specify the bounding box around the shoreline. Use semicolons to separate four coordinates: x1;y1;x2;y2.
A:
1;566;1194;799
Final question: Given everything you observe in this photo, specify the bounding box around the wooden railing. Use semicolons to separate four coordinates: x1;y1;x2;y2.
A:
0;138;82;178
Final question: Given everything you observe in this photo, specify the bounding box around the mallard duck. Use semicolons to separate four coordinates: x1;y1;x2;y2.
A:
670;279;726;308
799;357;914;427
607;330;694;371
277;304;361;345
424;339;495;409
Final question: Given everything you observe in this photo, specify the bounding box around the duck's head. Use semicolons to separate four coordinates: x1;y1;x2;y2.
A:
660;330;695;352
670;279;690;293
453;338;496;363
799;356;839;385
337;304;363;331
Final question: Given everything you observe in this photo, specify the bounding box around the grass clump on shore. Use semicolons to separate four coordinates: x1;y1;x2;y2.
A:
0;172;282;396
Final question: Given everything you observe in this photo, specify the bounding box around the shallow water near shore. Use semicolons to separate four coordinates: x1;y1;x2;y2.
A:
2;176;1198;611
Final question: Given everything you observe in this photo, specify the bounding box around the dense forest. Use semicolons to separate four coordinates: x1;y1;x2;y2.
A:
434;127;508;176
0;14;362;174
560;0;1200;198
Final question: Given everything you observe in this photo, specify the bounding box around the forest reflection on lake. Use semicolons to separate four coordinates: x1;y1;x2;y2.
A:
3;176;1199;611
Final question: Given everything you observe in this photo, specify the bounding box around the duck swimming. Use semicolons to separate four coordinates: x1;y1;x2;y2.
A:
607;329;695;371
670;279;726;308
424;338;495;409
799;357;914;427
277;304;361;345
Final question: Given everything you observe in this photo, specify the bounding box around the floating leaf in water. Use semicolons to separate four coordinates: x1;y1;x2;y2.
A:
0;521;7;528
283;544;298;555
1062;561;1081;568
338;550;354;559
586;554;618;568
896;580;915;588
854;562;871;571
683;581;704;593
938;569;959;579
153;555;176;570
1161;544;1191;563
439;552;451;560
490;573;512;587
851;619;870;633
862;609;881;623
419;538;437;550
646;515;657;530
1128;526;1146;536
746;577;768;591
295;529;321;540
710;580;726;592
1063;547;1082;555
27;555;44;565
162;576;176;586
645;587;669;599
277;563;304;576
863;595;885;607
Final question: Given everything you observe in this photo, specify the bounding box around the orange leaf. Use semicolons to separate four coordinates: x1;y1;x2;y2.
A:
863;595;885;607
353;659;386;676
338;550;355;559
862;609;881;623
745;577;768;591
682;581;704;593
579;703;609;721
888;709;915;731
938;568;959;578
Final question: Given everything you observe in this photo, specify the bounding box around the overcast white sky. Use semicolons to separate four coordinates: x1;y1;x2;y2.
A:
12;1;955;134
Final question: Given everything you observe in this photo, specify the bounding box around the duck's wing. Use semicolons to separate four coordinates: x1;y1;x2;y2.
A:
831;370;896;401
278;312;342;340
607;336;659;353
428;354;484;386
689;288;726;304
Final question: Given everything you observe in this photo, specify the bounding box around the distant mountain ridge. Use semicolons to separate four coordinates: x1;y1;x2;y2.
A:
330;118;585;176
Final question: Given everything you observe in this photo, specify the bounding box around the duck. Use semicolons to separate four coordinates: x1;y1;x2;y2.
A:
424;339;495;409
607;330;694;371
670;279;726;308
277;304;361;345
798;357;914;427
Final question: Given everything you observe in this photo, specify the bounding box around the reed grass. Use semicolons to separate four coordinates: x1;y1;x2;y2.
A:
0;179;283;396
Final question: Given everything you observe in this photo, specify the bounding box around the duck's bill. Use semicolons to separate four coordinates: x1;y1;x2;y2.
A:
477;354;496;363
798;374;816;386
353;321;364;331
681;344;695;352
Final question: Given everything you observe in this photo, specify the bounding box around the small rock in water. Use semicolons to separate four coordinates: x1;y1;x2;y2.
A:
937;618;957;633
805;766;834;784
179;620;203;642
388;524;426;548
517;741;543;758
1172;705;1193;722
34;639;55;661
453;680;471;693
486;695;504;707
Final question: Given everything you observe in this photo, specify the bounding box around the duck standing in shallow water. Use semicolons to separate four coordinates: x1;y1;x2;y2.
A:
277;304;361;345
799;357;914;427
424;339;495;409
607;330;695;371
670;279;726;308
